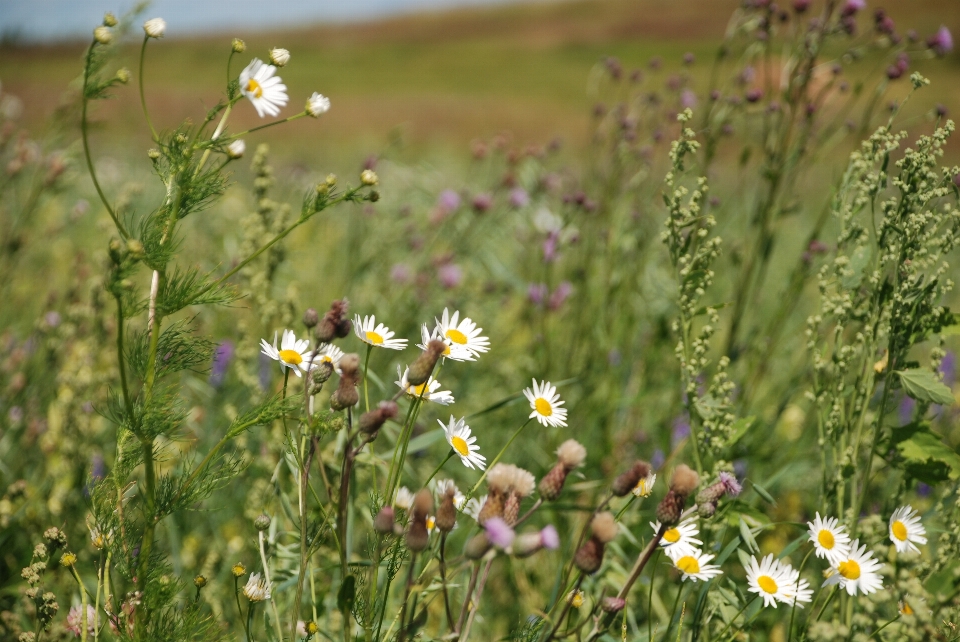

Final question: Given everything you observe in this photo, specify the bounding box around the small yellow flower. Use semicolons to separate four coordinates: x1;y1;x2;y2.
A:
232;562;247;577
306;621;319;634
899;600;914;616
568;589;585;608
194;575;207;588
60;552;77;567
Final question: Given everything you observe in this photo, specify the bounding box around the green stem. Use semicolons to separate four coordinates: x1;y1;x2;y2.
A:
468;418;532;497
424;452;454;488
222;111;308;140
138;36;158;140
869;614;901;640
363;344;372;413
235;577;250;641
114;296;133;419
714;594;757;641
258;531;285;642
787;549;814;642
69;565;90;642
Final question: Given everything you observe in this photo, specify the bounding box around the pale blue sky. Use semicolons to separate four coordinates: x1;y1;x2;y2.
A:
0;0;520;42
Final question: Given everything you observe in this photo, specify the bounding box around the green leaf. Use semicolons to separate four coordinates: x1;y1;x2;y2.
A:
738;516;760;554
897;369;955;405
752;483;777;507
896;428;960;481
406;429;444;453
727;416;756;447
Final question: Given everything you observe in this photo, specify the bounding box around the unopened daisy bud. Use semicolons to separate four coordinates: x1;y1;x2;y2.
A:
360;169;378;186
405;519;429;552
601;597;625;614
656;489;686;527
60;552;77;567
358;400;399;436
612;460;652;497
227;139;245;159
115;68;130;84
407;340;446;386
147;148;161;160
94;26;113;45
464;532;493;559
269;48;290;67
103;12;118;27
306;92;331;117
232;38;246;53
143;18;166;39
231;562;246;577
254;513;271;531
669;464;700;496
326;173;338;186
374;506;396;533
109;238;125;264
194;574;207;588
306;621;319;635
435;490;457;533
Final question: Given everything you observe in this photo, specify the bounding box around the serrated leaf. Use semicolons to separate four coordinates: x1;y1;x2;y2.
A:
897;369;955;405
897;428;960;481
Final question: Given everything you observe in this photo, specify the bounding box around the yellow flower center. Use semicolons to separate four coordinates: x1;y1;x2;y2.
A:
246;79;263;98
410;382;428;396
676;556;700;575
426;516;436;530
900;601;914;615
891;520;908;541
817;529;835;549
320;355;333;363
634;479;650;496
838;559;860;580
571;592;584;608
445;328;468;344
278;349;303;365
442;344;451;355
366;331;384;344
535;398;553;416
757;575;778;594
663;528;681;543
451;436;470;456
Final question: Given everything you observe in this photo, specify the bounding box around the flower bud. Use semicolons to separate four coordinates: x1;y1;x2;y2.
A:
302;308;319;328
227;139;245;159
316;299;350;342
405;519;429;552
464;532;492;559
503;494;520;526
94;26;113;45
368;190;380;203
148;148;161;160
330;382;359;411
43;527;67;550
308;361;333;395
477;493;503;525
656;489;686;527
115;68;130;84
574;538;604;574
232;562;246;577
601;597;625;613
307;93;331;117
484;517;515;549
143;18;166;39
126;239;144;259
360;170;378;186
103;12;118;27
406;340;446;386
60;552;77;567
109;238;125;264
254;513;271;531
358;401;399;436
269;48;290;67
435;490;457;533
669;464;699;496
538;463;568;501
232;38;246;53
612;460;651;497
194;575;207;588
697;502;717;519
412;489;434;520
373;506;395;533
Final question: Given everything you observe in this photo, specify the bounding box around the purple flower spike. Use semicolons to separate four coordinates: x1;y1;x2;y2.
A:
484;517;516;549
718;471;742;497
540;525;560;550
210;340;235;388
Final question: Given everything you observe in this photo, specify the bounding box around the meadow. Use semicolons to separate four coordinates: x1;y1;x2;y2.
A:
2;1;960;640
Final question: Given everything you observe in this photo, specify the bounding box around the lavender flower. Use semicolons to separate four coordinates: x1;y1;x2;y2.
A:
540;525;560;550
210;340;234;388
485;517;516;549
528;283;548;306
718;471;742;497
927;25;953;56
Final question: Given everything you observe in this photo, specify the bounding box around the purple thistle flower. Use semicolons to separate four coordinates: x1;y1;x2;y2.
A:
680;89;698;109
509;187;530;209
928;25;954;56
940;351;956;388
548;282;573;311
528;283;548;306
718;471;742;497
671;415;691;449
437;189;461;214
210;340;234;389
842;0;865;17
438;263;463;289
543;230;560;263
540;525;560;550
484;517;516;549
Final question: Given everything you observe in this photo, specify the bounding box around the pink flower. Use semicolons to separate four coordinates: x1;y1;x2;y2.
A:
928;26;954;56
438;263;463;289
66;605;97;637
484;517;516;549
540;525;560;550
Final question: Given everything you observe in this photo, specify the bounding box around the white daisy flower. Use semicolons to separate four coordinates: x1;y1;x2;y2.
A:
395;366;454;405
354;314;407;350
523;379;568;427
313;343;345;374
143;18;166;38
807;513;851;566
239;58;288;118
671;549;722;582
652;518;703;560
745;554;812;608
226;139;245;159
260;329;312;377
434;308;490;358
242;572;271;602
889;505;927;554
417;324;475;362
394;487;414;511
632;472;657;497
456;494;485;521
823;539;884;596
268;47;290;67
441;416;486;470
306;92;330;117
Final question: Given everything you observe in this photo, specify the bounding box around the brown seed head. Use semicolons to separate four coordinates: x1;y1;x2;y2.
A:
359;401;399;435
590;512;619;543
669;464;700;496
405;520;429;552
373;506;396;533
436;490;457;533
612;460;652;497
574;538;604;574
412;488;434;520
556;439;587;470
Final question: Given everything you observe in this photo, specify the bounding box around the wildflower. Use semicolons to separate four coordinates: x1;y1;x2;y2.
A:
66;605;97;636
226;139;245;159
239;59;288;118
360;169;378;186
652;518;703;560
574;512;618;574
928;26;954;56
194;575;207;588
406;489;433;551
358;401;398;437
103;13;118;26
889;505;927;554
434;308;490;359
426;515;437;534
316;299;351;342
143;18;166;38
613;460;652;496
115;68;130;84
232;562;246;577
632;471;657;497
394;487;415;511
539;439;587;500
656;465;699;526
232;38;246;53
395;366;454;404
568;589;585;608
823;540;884;596
406;339;446;385
373;506;396;533
89;526;111;549
512;525;560;557
441;416;486;470
260;329;313;377
314;343;345;374
353;314;407;350
435;483;458;532
418;325;474;362
306;92;330;117
523;379;568;427
457;494;486;521
484;517;516;549
745;554;812;608
242;572;271;601
807;513;851;565
94;26;113;45
60;552;77;567
672;550;722;582
269;48;290;67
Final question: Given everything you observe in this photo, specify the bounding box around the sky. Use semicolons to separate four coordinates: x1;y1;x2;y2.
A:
0;0;519;42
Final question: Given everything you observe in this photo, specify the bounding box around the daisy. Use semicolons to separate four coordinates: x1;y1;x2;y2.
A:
523;379;568;427
441;416;486;470
426;515;437;534
632;471;657;498
239;59;288;118
394;487;414;511
354;314;408;350
651;519;702;560
672;549;723;582
417;324;475;362
457;494;486;521
242;572;271;602
745;554;812;608
434;478;460;500
260;329;312;377
434;308;490;358
823;539;884;596
889;505;927;554
313;343;345;374
807;513;851;566
395;366;454;405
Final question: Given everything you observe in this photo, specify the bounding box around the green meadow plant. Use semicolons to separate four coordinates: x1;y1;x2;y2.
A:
4;4;960;642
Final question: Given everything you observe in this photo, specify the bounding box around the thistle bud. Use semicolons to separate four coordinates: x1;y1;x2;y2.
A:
232;38;246;53
194;575;207;588
412;489;434;519
464;532;492;559
669;464;700;496
94;26;113;45
612;460;652;497
406;340;446;386
539;440;586;500
330;382;359;411
373;506;395;533
310;361;333;386
254;514;271;531
477;493;503;525
656;489;686;527
302;308;319;328
697;502;716;519
503;494;520;526
435;490;457;533
358;401;398;436
574;538;603;574
601;597;625;613
405;519;429;552
316;299;350;342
